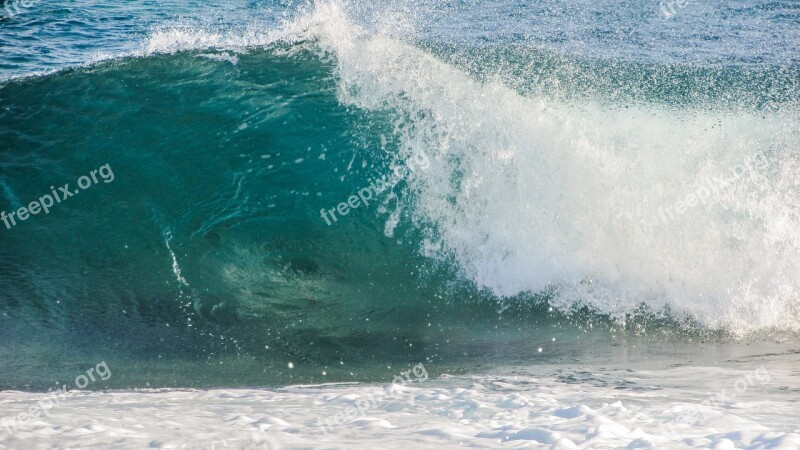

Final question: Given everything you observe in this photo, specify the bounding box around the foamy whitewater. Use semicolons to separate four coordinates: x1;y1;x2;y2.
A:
1;0;799;448
2;362;800;449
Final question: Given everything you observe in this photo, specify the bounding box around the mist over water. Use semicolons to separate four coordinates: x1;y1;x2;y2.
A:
1;0;799;390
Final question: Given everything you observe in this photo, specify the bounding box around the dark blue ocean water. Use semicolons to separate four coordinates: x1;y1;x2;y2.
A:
1;0;799;390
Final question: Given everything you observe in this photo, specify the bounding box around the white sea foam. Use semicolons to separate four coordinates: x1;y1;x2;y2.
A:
143;25;285;56
1;365;798;449
198;52;240;65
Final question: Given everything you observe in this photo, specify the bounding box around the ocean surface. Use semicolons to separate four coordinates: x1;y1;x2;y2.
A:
1;0;799;448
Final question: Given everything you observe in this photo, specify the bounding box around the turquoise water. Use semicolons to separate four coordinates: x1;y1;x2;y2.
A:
1;0;799;390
